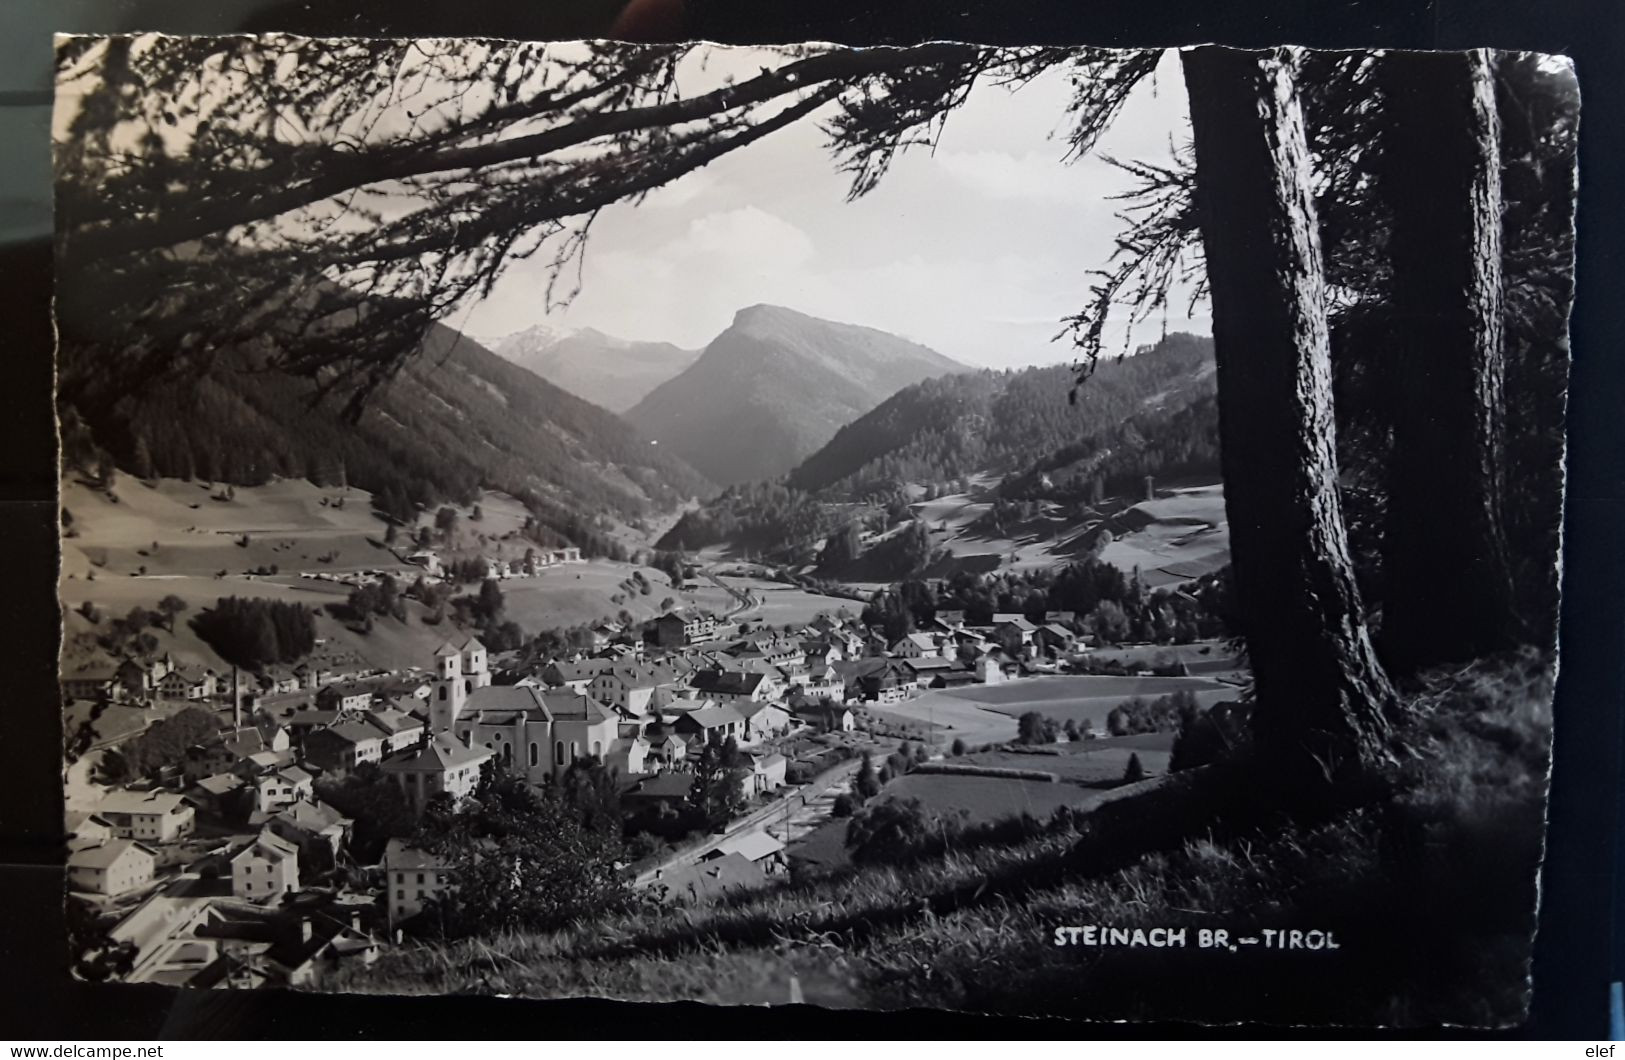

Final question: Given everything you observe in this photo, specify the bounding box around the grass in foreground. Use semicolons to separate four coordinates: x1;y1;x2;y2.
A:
328;650;1552;1026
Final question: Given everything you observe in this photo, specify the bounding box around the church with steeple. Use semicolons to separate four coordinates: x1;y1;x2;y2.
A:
430;636;492;732
426;637;629;784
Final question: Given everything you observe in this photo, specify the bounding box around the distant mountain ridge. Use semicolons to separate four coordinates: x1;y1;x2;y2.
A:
789;332;1219;499
627;304;967;486
487;323;701;413
656;333;1219;557
59;322;714;552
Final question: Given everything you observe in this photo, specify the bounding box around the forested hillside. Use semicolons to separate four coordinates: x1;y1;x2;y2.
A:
658;334;1218;557
788;333;1217;498
58;322;714;546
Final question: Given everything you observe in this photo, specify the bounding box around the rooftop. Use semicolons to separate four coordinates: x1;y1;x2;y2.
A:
69;838;154;869
382;733;493;774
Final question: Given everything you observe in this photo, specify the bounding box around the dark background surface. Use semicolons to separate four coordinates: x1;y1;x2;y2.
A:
2;0;1620;1039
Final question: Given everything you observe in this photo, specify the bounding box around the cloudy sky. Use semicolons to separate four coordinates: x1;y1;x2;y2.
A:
461;46;1207;369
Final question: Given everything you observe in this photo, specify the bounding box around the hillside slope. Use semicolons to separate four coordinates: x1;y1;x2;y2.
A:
60;322;714;548
627;304;966;486
790;332;1218;499
658;335;1221;571
490;324;701;413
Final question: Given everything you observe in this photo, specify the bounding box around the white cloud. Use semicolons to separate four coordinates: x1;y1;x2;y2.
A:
461;47;1207;368
933;148;1087;202
684;206;815;267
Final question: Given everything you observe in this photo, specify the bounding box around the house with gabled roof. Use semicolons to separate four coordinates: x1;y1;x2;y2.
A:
316;680;376;714
382;839;453;929
993;614;1039;646
739;701;794;744
254;765;315;816
381;733;493;815
60;656;125;703
68;839;157;896
673;703;747;744
98;790;195;843
588;661;679;716
746;751;788;794
268;799;350;875
231;830;301;902
364;706;426;754
540;657;611;693
605;735;652;778
651;731;689;768
891;632;942;659
688;668;776;704
300;721;384;776
795;701;856;733
624;771;694;811
1035;622;1080;655
185;724;288;780
648;610;718;648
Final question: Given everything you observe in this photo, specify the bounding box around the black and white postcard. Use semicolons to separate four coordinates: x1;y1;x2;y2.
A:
52;36;1578;1026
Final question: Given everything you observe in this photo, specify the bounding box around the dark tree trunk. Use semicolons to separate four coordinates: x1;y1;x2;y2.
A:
1376;50;1518;674
1181;46;1396;775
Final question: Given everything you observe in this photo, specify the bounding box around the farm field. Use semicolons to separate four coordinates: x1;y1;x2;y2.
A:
496;560;682;632
1082;640;1249;682
1098;483;1230;587
714;575;845;627
882;771;1117;825
933;674;1237;729
891;476;1232;588
1083;639;1238;668
57;475;716;677
955;740;1172;784
867;690;1019;747
60;476;404;582
947;674;1227;706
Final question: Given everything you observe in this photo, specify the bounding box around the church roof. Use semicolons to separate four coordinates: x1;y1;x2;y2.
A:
463;684;553;718
459;636;487;652
539;691;615;723
433;642;461;658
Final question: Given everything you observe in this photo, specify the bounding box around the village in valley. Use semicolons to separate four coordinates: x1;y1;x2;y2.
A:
58;466;1244;990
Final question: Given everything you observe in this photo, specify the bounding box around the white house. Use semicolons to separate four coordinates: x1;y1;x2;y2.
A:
255;765;315;815
588;662;678;717
68;839;156;897
890;633;940;659
381;733;493;815
231;830;301;902
382;839;452;929
97;790;195;844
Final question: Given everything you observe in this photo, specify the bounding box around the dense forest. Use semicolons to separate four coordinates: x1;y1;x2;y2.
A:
1001;392;1221;503
788;332;1216;497
657;481;851;557
57;321;715;545
189;597;318;671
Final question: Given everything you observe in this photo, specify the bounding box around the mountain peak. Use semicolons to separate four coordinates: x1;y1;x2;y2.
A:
628;307;969;486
